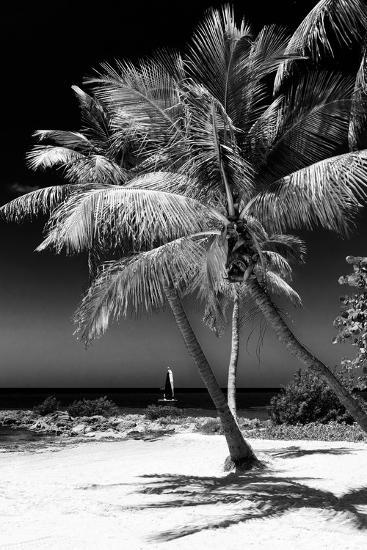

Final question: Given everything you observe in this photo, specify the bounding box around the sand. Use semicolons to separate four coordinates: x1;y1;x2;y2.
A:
0;434;366;549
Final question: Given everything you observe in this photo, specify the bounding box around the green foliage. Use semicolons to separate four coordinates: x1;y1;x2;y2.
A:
33;395;60;416
145;405;184;420
67;396;119;417
333;256;367;389
269;369;359;425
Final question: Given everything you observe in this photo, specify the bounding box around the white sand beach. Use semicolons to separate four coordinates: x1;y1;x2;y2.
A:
0;434;366;549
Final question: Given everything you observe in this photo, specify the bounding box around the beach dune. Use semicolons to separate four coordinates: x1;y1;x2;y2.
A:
1;434;366;549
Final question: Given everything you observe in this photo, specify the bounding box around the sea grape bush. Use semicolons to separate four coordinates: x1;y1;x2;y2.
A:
67;396;119;417
33;395;60;416
270;369;354;425
333;255;367;389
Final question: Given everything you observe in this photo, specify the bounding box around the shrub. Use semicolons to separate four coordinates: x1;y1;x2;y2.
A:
238;417;261;429
33;395;60;416
145;405;184;420
246;420;366;442
270;369;358;425
196;418;223;434
67;396;119;417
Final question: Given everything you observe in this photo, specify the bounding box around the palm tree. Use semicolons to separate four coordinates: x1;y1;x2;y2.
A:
53;5;367;430
1;81;262;469
3;2;367;466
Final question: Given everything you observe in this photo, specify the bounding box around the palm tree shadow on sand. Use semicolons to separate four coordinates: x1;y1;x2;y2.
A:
267;445;358;459
127;451;367;542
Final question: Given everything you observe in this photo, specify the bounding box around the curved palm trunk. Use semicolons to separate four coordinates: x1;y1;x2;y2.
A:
164;282;260;470
248;279;367;432
227;291;240;418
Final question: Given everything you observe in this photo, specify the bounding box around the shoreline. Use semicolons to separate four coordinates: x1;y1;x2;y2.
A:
1;409;366;446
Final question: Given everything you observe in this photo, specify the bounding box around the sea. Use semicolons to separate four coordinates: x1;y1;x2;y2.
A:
0;388;279;420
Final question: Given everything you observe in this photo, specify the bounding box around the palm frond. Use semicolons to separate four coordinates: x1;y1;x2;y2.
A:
74;236;209;343
0;186;73;222
245;96;284;168
125;171;192;196
37;185;224;254
26;145;85;172
248;25;292;77
262;251;292;280
274;0;367;91
185;5;252;116
258;271;302;306
86;58;182;148
202;287;232;337
262;234;306;263
33;130;94;153
237;25;300;132
71;85;111;143
191;231;230;335
349;43;367;151
180;85;254;203
64;154;127;185
254;72;354;182
245;150;367;234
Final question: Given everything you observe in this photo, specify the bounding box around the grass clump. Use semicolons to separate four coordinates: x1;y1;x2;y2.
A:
145;405;184;420
67;396;119;417
33;396;60;416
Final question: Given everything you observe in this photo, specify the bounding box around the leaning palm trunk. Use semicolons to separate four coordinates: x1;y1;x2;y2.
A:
164;282;259;470
227;291;240;418
248;279;367;432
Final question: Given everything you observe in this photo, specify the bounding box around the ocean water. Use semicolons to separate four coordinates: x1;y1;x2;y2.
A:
0;389;279;419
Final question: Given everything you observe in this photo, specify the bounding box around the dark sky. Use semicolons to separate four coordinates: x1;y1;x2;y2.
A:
0;0;366;388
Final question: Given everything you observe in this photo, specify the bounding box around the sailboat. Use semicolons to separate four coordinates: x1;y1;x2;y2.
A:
158;367;178;403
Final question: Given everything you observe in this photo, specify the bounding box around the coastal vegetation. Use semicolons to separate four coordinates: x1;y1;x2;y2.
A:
269;369;356;425
2;1;367;469
333;255;367;390
33;395;120;417
1;406;366;443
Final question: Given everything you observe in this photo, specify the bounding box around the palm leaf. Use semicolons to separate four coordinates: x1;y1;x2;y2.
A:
185;5;252;117
33;130;94;153
274;0;367;91
349;43;367;151
257;270;302;306
245;150;367;234
74;236;209;343
254;72;354;182
180;85;254;204
64;154;127;185
71;85;111;144
236;25;301;133
262;251;292;280
0;186;73;222
26;145;85;172
86;58;182;147
124;171;190;195
262;234;306;263
37;184;225;254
